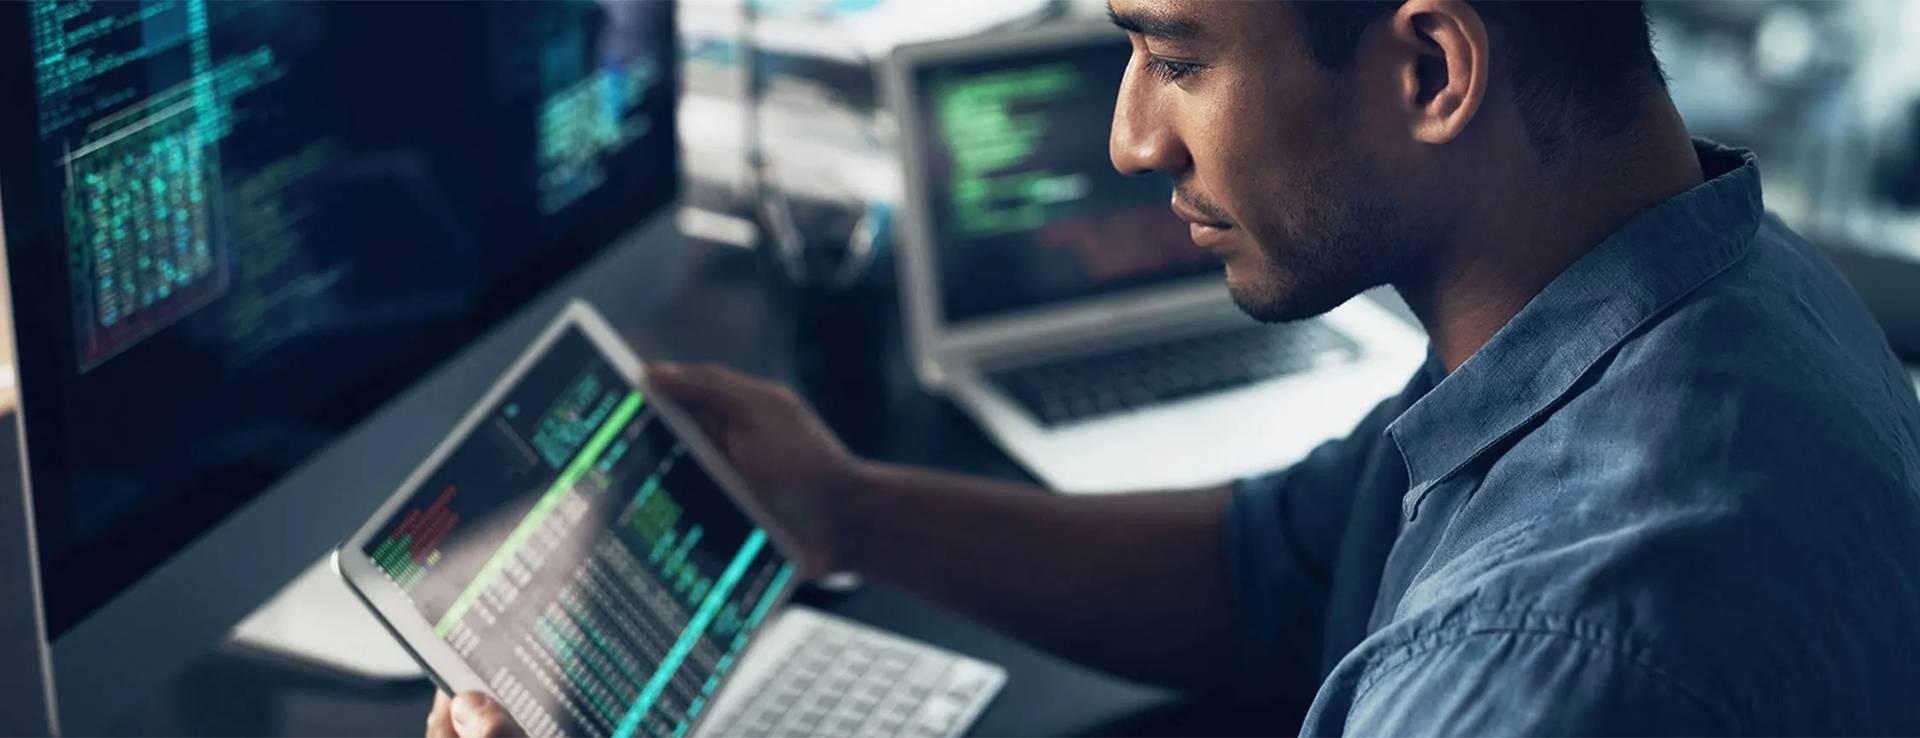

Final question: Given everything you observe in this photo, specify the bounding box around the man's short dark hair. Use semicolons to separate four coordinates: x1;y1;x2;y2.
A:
1292;1;1666;160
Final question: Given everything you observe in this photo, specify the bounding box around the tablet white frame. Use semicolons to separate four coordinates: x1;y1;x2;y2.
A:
332;298;806;736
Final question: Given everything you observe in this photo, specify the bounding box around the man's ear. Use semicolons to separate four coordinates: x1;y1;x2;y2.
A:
1387;0;1490;145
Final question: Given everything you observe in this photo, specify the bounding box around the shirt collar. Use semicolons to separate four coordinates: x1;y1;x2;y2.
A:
1388;140;1764;520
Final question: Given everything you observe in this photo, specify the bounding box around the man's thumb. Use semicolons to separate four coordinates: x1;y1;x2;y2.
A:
451;692;510;737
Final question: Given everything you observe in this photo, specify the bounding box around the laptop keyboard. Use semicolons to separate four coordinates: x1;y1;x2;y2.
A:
699;611;1004;738
988;321;1363;427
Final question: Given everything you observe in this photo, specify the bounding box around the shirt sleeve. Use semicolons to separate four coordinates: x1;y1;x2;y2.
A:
1223;392;1411;696
1335;629;1731;736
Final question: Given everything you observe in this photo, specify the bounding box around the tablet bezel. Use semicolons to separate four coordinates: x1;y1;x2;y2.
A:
333;298;808;735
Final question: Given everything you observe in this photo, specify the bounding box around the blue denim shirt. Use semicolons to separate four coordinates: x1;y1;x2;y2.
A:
1228;141;1920;735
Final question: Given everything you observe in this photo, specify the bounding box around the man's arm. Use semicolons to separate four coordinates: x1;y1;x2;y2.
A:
841;463;1240;689
645;363;1246;690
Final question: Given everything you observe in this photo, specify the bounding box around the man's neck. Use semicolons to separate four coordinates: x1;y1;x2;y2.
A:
1398;99;1706;372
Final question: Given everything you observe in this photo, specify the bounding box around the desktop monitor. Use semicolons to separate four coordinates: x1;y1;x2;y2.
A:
0;1;676;731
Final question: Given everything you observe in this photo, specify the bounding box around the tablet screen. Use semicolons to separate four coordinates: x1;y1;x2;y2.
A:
359;327;795;738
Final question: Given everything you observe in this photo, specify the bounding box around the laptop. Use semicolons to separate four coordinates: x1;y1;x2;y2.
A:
336;301;1003;738
883;22;1427;493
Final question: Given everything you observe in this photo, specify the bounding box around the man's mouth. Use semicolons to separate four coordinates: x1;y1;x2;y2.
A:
1188;221;1233;248
1171;199;1234;249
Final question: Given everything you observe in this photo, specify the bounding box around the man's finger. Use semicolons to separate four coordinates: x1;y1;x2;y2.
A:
426;691;456;738
452;691;522;737
646;362;755;417
689;408;731;454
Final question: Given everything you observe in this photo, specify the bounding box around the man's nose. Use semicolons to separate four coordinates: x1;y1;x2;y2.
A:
1109;68;1189;177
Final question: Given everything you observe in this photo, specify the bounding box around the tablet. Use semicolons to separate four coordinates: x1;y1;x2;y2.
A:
335;300;804;738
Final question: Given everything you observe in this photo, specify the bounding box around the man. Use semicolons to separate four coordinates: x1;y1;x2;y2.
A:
431;1;1920;735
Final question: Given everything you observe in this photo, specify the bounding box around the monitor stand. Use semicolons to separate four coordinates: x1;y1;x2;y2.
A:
228;554;424;682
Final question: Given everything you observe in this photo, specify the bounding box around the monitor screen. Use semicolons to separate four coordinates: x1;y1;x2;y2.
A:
913;34;1217;325
363;327;791;738
0;0;677;638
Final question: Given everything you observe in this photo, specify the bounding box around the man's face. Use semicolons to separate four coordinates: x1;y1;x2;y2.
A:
1109;0;1429;322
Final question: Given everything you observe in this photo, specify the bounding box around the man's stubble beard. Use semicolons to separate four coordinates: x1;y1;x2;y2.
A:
1229;149;1425;324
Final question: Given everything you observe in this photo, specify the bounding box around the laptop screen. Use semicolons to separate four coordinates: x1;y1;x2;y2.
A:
912;32;1219;324
361;327;793;738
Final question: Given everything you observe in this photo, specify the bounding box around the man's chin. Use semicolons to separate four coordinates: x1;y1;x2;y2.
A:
1226;275;1348;324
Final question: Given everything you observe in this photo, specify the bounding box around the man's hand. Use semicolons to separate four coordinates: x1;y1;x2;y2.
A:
643;363;864;578
426;691;522;738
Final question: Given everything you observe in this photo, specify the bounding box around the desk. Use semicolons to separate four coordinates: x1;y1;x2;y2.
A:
101;233;1307;736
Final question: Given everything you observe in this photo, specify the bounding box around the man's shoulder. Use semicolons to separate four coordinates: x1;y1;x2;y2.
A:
1551;211;1920;487
1477;211;1920;631
1467;214;1920;541
1625;212;1906;392
1362;216;1920;731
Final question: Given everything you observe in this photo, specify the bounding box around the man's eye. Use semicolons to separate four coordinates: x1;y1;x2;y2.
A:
1144;56;1203;83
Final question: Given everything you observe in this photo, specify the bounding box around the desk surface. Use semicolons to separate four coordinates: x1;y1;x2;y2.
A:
103;234;1248;736
114;585;1192;737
